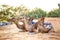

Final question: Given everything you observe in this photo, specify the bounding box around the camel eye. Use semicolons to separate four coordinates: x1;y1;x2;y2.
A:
18;22;23;25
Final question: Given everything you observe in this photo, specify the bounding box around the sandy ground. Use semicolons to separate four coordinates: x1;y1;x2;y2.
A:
0;18;60;40
0;32;60;40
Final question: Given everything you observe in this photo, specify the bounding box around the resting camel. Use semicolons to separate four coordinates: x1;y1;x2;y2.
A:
31;17;53;33
37;17;49;33
10;17;28;32
9;17;35;32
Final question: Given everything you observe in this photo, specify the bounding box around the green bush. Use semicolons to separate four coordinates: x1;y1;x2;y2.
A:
47;9;60;17
27;8;46;18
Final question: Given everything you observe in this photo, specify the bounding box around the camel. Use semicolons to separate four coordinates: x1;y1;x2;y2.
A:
31;17;53;33
9;17;34;32
10;17;28;32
